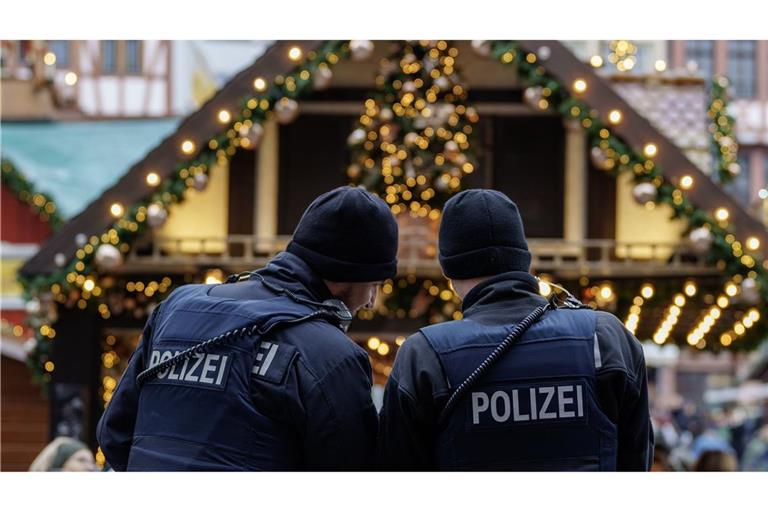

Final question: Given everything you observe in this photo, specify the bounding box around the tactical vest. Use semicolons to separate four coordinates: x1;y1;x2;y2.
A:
420;307;617;471
127;284;327;471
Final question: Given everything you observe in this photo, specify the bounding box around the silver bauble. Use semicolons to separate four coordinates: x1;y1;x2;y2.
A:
471;40;492;57
274;98;299;124
689;227;714;255
241;123;264;148
23;338;38;354
728;162;741;176
404;132;419;146
537;46;551;61
741;278;760;305
146;203;168;228
523;86;543;109
444;140;460;158
312;66;333;90
350;40;374;61
380;108;394;122
633;182;657;204
590;147;608;168
75;233;87;247
347;128;367;146
26;298;41;315
402;81;417;93
95;244;124;270
54;252;67;268
193;173;209;191
435;76;450;91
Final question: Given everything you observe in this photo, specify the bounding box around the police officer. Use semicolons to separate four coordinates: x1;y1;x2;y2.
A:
97;186;398;470
378;189;653;470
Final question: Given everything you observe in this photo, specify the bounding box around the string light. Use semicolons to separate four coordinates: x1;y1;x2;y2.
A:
288;46;303;61
217;109;231;124
643;143;658;158
654;60;667;72
204;269;224;285
746;237;760;251
652;294;686;344
367;337;381;350
715;207;730;222
145;172;161;187
43;52;56;65
572;79;588;94
181;140;196;155
608;109;623;124
680;175;694;190
684;280;698;297
109;202;124;217
64;72;78;86
589;55;603;67
640;283;655;299
599;283;614;301
253;77;268;92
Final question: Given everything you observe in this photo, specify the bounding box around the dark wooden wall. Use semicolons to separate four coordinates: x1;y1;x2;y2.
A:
277;114;354;235
491;115;565;238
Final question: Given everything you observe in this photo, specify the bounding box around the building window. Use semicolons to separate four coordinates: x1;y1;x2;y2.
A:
686;40;714;79
47;41;70;67
125;41;142;74
728;41;757;98
102;40;117;74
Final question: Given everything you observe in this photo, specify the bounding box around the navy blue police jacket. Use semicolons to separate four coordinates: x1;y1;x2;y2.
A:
378;271;653;471
96;252;378;471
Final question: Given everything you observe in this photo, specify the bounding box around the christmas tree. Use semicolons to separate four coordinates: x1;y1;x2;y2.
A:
346;40;479;218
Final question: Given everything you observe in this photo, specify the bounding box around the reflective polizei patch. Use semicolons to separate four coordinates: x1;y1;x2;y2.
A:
466;380;589;430
250;341;296;384
147;348;231;391
252;341;278;376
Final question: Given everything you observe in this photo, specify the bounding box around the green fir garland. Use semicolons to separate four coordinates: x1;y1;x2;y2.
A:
1;158;64;228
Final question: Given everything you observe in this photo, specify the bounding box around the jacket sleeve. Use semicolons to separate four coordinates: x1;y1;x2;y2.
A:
377;333;449;470
595;313;654;471
300;348;379;470
96;307;159;471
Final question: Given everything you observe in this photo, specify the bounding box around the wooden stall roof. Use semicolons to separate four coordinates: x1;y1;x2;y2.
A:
21;40;767;276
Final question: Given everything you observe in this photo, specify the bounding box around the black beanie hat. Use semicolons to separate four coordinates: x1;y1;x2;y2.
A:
286;186;399;282
439;189;531;279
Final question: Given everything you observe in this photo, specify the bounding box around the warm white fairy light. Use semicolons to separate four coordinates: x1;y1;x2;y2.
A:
608;109;623;124
253;77;268;92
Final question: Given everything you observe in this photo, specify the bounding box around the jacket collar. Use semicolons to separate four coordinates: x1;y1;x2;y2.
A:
461;271;548;318
255;251;335;303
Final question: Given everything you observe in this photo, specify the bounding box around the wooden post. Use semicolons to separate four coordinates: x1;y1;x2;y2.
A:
256;119;279;252
563;119;587;249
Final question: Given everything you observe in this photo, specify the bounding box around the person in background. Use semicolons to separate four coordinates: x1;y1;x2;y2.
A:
29;437;98;471
693;449;738;471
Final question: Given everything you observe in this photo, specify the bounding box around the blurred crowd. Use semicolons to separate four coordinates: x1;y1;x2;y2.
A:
652;401;768;471
26;403;768;472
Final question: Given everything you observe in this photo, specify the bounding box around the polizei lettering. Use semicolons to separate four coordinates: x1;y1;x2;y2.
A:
471;384;585;426
148;349;231;390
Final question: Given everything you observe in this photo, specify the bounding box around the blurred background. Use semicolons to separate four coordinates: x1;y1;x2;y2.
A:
1;39;767;471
